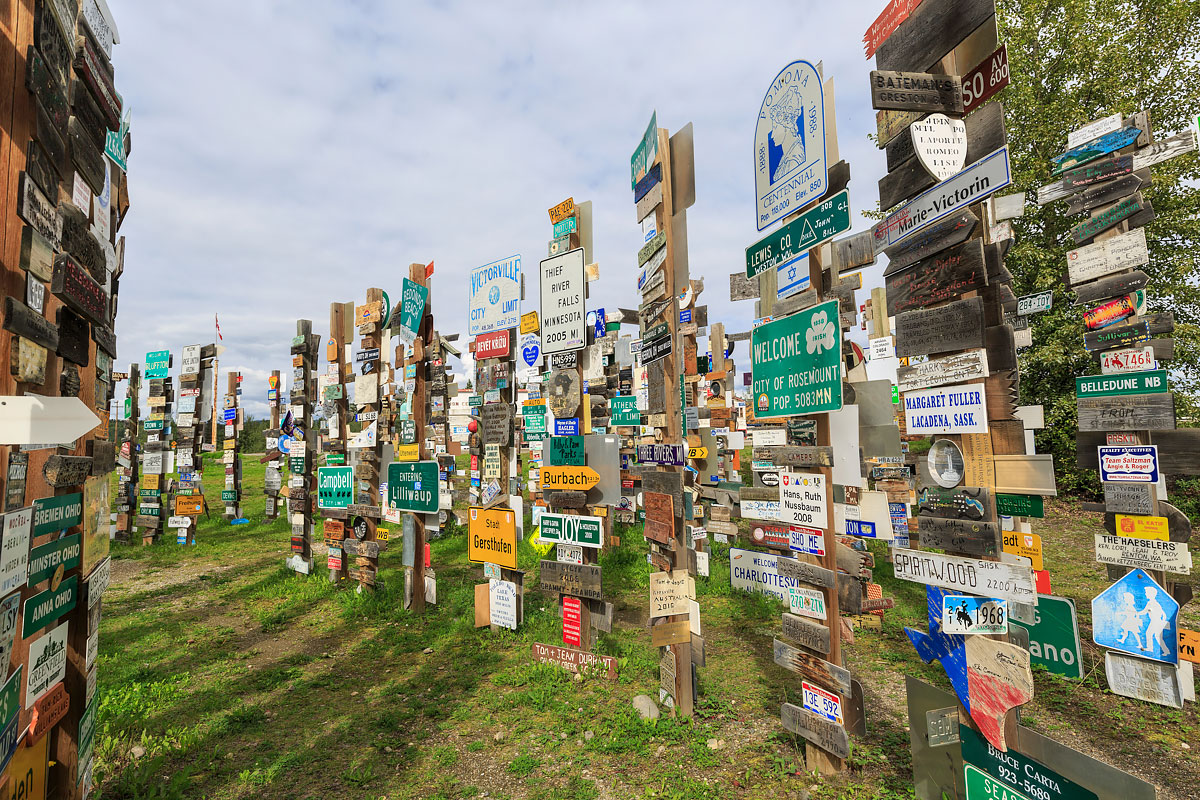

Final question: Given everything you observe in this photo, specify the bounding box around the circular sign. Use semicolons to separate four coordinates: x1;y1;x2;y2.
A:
928;439;966;488
51;564;64;591
352;516;369;541
761;472;780;488
751;526;767;544
277;434;292;455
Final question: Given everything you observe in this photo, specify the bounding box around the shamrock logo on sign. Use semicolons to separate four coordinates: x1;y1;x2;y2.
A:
806;309;837;354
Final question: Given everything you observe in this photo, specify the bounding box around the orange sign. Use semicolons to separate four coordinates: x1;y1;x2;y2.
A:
1001;531;1044;571
548;197;575;223
175;496;203;516
468;507;518;569
1180;629;1200;664
540;466;600;492
1114;514;1168;540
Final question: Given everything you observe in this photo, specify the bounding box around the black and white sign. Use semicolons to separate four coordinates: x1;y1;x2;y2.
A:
539;248;586;355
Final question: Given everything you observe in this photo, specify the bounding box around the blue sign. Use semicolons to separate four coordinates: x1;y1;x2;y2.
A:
1092;568;1178;664
845;519;876;538
680;308;693;324
1098;445;1159;483
223;408;236;422
594;308;606;340
520;333;541;369
277;434;292;454
554;417;580;436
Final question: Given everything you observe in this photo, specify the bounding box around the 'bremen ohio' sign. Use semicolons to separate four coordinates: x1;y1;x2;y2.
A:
752;300;842;419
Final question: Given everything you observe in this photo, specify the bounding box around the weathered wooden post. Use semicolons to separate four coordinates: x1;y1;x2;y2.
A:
221;372;242;520
172;343;214;543
137;350;172;543
115;363;139;540
264;368;282;521
284;321;319;574
321;301;354;583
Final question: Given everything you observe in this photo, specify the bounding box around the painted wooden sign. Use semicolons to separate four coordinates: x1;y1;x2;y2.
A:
892;548;1035;603
1070;193;1146;243
780;701;849;759
781;611;831;654
1077;393;1174;432
884;207;978;273
862;0;923;58
17;174;62;249
1051;126;1142;176
870;70;963;114
885;239;986;315
917;517;1000;557
1094;533;1191;575
1103;482;1157;515
753;60;826;231
51;254;107;324
532;642;617;679
539;560;602;600
1081;319;1150;352
1066;227;1147;286
74;34;122;128
774;638;851;694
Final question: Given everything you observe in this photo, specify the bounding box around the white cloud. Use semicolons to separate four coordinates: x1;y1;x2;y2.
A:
109;0;891;413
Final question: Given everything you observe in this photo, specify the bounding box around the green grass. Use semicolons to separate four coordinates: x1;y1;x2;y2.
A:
94;460;1200;799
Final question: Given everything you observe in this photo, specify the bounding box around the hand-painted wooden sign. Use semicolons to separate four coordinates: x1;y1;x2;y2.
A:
74;34;122;128
1051;126;1142;176
870;70;963;114
862;0;923;58
1070;193;1147;243
884;207;978;273
885;239;986;315
1076;393;1174;432
753;60;827;231
781;702;849;759
532;642;617;679
895;296;984;358
539;560;602;600
893;548;1034;603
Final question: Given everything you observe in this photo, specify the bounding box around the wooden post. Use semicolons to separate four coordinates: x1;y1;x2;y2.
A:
222;372;242;520
326;301;352;583
115;364;140;540
348;289;385;591
265;368;281;520
408;263;429;613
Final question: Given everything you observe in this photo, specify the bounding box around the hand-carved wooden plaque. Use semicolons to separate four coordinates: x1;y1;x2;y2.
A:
895;297;985;358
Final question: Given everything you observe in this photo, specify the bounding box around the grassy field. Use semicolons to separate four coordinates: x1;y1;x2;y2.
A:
94;459;1200;799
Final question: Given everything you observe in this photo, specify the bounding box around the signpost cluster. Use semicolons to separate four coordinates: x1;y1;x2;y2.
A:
221;372;243;520
281;321;319;573
171;343;215;544
628;114;703;715
1039;110;1198;706
321;300;354;583
138;351;173;543
0;0;128;792
114;364;139;541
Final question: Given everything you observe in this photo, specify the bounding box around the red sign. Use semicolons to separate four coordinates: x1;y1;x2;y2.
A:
28;682;69;744
475;331;510;360
750;523;790;550
862;0;924;58
961;45;1009;115
562;596;582;647
1035;569;1051;595
51;254;108;324
328;550;343;570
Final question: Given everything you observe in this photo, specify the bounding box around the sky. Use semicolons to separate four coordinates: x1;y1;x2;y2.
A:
109;0;893;418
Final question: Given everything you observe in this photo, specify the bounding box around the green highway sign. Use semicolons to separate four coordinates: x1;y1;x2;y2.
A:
965;764;1032;800
143;419;164;431
32;492;82;536
22;574;76;637
469;395;482;407
326;453;345;466
745;190;850;278
28;533;81;585
221;490;238;502
1075;369;1167;397
538;512;603;549
387;461;440;514
145;349;170;378
1009;595;1083;679
547;435;585;466
995;493;1044;518
751;300;843;419
317;466;354;509
610;395;640;426
962;727;1097;800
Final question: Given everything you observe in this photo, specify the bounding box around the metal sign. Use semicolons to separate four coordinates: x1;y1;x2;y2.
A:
469;254;521;336
1097;445;1158;483
387;462;440;513
941;596;1007;635
538;513;603;549
539;248;586;354
751;300;842;418
1017;291;1053;315
1010;595;1084;679
1077;370;1167;398
1092;568;1178;664
903;383;988;435
468;507;518;569
144;350;169;379
745;190;850;278
754;60;827;231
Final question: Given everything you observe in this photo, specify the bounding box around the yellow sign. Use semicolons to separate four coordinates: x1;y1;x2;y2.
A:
175;496;204;516
396;443;419;462
5;727;48;800
688;447;708;459
468;506;518;569
528;524;553;556
1180;628;1200;665
377;528;389;541
548;197;575;224
224;438;236;450
142;473;160;491
540;466;600;492
149;412;165;421
523;398;545;408
1001;531;1044;571
1114;513;1168;541
520;311;540;334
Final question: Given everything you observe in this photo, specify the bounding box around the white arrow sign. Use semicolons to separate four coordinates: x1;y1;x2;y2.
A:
0;396;102;445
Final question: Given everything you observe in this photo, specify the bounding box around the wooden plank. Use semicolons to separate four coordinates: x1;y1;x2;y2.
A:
896;348;988;392
538;560;602;600
870;70;963;114
875;0;993;72
773;639;851;694
883;208;978;274
1064;169;1150;216
916;517;1000;557
1073;270;1149;305
895;296;984;358
885;239;986;316
1077;393;1175;432
776;556;836;589
1039;131;1196;205
752;446;834;468
781;612;832;655
1070;192;1147;244
831;231;877;273
781;702;850;760
2;296;58;350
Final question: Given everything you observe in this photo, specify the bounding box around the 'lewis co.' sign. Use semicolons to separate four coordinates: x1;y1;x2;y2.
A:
751;301;842;419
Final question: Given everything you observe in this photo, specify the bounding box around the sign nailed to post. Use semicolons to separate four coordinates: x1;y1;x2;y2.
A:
469;255;521;336
754;60;827;231
751;300;842;419
745;190;851;278
540;248;586;355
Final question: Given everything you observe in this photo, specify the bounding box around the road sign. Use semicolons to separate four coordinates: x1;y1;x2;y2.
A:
1016;290;1052;315
962;730;1098;800
1092;568;1178;664
941;595;1007;635
538;512;603;549
469;254;521;336
746;190;850;277
540;465;599;492
0;396;101;445
753;60;827;231
751;300;843;418
397;277;428;346
387;461;439;513
539;248;586;355
1076;369;1167;398
1098;445;1158;483
145;349;169;378
317;466;353;510
468;506;518;569
609;396;640;426
1010;595;1083;679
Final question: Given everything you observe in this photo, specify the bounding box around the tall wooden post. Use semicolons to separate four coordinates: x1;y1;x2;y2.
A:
345;289;385;591
407;263;430;613
221;372;242;519
115;364;140;540
264;368;281;521
324;301;353;583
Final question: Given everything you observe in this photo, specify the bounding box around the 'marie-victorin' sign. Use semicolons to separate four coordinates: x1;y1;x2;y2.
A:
874;146;1011;250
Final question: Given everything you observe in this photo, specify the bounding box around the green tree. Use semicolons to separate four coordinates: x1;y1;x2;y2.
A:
998;0;1200;493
